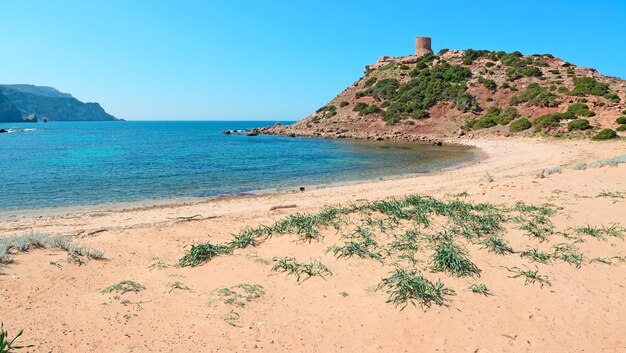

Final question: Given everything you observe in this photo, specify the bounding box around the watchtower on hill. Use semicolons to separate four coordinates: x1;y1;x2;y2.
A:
415;36;433;57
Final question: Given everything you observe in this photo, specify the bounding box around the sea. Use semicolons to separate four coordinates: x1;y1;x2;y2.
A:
0;121;478;212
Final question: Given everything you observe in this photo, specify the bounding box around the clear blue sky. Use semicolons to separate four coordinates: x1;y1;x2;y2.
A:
1;0;624;121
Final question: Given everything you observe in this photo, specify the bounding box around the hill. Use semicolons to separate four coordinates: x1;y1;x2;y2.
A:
261;38;626;141
0;84;73;98
0;90;23;123
0;84;119;122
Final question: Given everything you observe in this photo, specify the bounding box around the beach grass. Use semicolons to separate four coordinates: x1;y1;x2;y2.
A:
377;267;454;310
0;232;104;265
101;280;144;295
270;257;332;283
173;193;624;310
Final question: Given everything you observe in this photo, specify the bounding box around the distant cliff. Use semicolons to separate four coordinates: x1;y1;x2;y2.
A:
0;90;23;122
0;84;119;122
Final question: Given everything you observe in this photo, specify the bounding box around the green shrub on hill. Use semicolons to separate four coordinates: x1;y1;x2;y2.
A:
353;102;382;116
506;66;543;81
567;103;595;117
369;78;400;100
353;103;382;116
364;77;378;88
340;100;349;108
509;118;532;132
482;79;497;91
616;117;626;124
604;93;620;103
533;114;563;132
510;83;560;107
567;119;591;131
471;107;519;129
570;77;609;97
473;112;498;129
592;128;618;140
463;49;491;65
377;60;478;124
557;86;569;94
353;102;368;112
616;125;626;132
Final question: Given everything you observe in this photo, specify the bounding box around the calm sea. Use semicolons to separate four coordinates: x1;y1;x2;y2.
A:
0;121;477;212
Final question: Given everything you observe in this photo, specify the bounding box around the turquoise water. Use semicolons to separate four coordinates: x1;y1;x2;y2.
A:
0;121;477;211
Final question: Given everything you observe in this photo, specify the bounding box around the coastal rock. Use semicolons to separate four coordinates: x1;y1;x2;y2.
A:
0;129;8;133
222;130;231;135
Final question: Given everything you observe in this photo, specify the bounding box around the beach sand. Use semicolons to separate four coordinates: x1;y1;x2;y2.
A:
1;137;626;352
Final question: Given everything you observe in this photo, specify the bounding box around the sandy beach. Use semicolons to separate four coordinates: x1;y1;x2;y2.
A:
2;137;626;352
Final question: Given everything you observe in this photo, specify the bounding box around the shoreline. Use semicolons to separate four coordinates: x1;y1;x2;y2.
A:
1;136;623;237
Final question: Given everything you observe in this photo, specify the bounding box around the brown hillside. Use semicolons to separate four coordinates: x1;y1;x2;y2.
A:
261;39;626;141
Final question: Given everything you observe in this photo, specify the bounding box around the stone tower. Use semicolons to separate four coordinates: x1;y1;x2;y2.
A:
415;36;433;57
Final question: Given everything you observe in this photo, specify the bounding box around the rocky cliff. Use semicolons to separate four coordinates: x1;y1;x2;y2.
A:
262;48;626;141
0;90;23;122
0;84;119;122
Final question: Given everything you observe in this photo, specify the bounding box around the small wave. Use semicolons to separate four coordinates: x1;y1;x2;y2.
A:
0;128;36;134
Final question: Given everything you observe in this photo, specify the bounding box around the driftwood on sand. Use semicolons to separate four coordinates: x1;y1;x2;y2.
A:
269;204;297;211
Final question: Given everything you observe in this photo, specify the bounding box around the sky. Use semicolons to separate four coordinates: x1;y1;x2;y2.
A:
1;0;625;121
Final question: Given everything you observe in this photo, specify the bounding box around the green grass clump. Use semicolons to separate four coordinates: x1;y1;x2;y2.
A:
166;281;191;293
597;191;626;199
517;214;554;242
178;242;231;267
552;243;584;268
228;228;259;249
510;83;560;107
219;283;264;306
389;230;421;253
468;283;491;296
589;257;613;265
617;125;626;132
101;280;144;295
339;100;349;108
1;323;31;352
270;257;332;283
509;118;532;132
616;117;626;124
0;233;104;264
592;128;618;140
148;259;169;270
567;103;595;117
567;119;591;131
507;266;552;287
481;236;513;255
327;237;384;262
377;267;454;310
431;240;481;277
574;225;623;240
519;248;552;264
